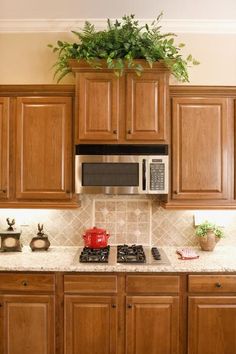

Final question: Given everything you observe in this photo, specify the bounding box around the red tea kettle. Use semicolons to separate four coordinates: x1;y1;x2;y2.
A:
82;226;110;248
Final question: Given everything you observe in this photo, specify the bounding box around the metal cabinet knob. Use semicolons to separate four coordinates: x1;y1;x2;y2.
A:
215;282;222;288
173;191;178;195
21;280;28;287
127;130;131;134
0;303;3;307
2;189;7;193
113;130;117;134
111;304;116;308
127;304;132;308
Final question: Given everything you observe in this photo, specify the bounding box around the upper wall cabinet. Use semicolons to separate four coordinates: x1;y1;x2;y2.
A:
169;96;233;207
0;98;10;201
71;60;170;144
0;87;77;209
16;97;73;201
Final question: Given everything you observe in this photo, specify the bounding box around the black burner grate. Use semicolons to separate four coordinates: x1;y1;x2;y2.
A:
117;244;146;263
79;246;110;263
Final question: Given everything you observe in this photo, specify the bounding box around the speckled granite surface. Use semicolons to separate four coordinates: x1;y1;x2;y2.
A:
0;246;236;273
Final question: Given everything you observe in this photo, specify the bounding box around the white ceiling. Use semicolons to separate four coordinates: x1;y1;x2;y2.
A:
1;0;236;19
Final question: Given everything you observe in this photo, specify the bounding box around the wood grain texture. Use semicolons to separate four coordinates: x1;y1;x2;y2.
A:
64;275;118;294
188;296;236;354
0;273;55;292
1;294;55;354
15;96;72;200
126;296;179;354
64;295;118;354
0;98;10;200
126;72;168;142
188;275;236;293
126;275;180;294
172;97;230;200
77;72;119;142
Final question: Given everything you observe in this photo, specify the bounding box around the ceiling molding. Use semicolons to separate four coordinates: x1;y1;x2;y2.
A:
0;18;236;34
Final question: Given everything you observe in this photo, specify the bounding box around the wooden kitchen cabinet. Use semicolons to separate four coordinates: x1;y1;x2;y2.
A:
0;272;55;354
71;60;170;144
126;296;179;354
125;72;168;142
64;295;118;354
16;96;72;201
0;294;55;354
170;96;233;206
77;72;119;141
188;296;236;354
0;98;10;200
0;86;77;208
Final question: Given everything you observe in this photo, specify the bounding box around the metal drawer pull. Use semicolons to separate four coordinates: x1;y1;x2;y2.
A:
21;280;29;287
215;282;222;288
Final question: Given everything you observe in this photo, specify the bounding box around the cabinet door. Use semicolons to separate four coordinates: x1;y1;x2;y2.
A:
0;294;55;354
0;98;10;200
126;296;179;354
64;295;118;354
172;97;230;200
77;72;119;141
126;72;169;142
16;97;72;200
188;296;236;354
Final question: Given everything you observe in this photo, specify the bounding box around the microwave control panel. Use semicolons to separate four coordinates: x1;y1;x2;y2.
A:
150;161;165;191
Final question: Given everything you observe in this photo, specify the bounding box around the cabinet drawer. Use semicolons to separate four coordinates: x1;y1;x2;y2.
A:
188;275;236;293
126;275;180;294
0;273;55;292
64;275;118;293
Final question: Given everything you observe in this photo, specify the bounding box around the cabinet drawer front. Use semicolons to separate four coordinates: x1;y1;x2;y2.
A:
0;273;55;292
64;275;118;293
126;275;180;294
188;275;236;293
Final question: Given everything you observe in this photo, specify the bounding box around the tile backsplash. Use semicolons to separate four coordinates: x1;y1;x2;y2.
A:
1;195;236;247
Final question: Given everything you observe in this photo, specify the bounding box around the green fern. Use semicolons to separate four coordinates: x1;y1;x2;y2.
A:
48;13;199;82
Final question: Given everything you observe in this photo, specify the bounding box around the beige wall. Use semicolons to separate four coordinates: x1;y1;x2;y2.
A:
0;31;235;85
1;0;236;19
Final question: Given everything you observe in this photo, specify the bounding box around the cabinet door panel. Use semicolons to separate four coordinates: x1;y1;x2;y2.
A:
65;295;118;354
0;294;55;354
126;296;179;354
172;97;230;200
16;97;72;200
126;72;169;141
0;98;10;200
77;73;119;141
188;296;236;354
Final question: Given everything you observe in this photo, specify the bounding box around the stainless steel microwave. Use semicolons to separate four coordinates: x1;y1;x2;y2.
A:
75;145;169;195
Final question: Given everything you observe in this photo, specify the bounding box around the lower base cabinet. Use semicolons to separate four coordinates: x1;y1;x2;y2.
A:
0;294;55;354
64;295;118;354
188;296;236;354
126;296;179;354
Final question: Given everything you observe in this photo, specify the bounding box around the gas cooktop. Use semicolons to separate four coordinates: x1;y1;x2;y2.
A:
77;245;170;265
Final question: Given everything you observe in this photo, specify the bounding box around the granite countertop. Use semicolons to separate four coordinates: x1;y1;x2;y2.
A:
0;245;236;273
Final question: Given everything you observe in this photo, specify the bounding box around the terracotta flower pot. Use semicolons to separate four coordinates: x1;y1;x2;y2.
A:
198;231;220;251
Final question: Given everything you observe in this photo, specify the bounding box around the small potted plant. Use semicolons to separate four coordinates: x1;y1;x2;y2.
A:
48;13;199;82
195;221;224;251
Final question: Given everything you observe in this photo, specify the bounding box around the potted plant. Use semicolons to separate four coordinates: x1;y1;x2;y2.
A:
195;221;224;251
48;13;199;82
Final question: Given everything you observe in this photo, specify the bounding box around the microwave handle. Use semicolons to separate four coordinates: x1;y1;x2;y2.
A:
142;159;147;191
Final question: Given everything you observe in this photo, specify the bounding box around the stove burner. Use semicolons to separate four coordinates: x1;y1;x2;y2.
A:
117;244;146;263
79;246;110;263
